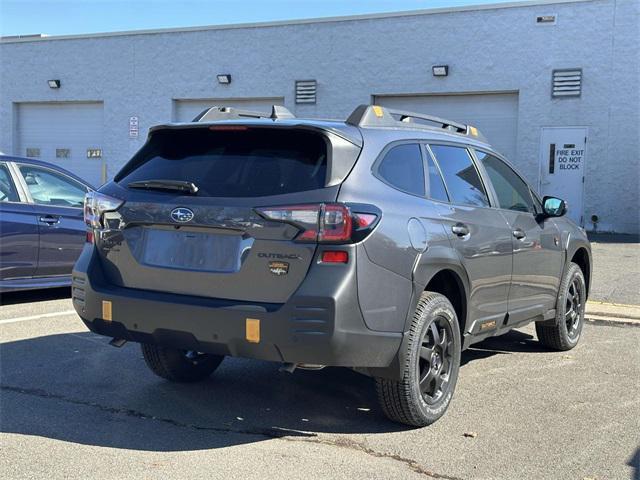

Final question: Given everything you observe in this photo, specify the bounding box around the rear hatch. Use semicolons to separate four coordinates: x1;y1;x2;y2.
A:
94;124;361;303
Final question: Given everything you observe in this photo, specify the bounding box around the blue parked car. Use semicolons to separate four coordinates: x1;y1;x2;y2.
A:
0;155;93;292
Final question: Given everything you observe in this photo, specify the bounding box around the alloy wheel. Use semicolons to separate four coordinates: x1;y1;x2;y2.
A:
417;316;454;404
565;276;584;340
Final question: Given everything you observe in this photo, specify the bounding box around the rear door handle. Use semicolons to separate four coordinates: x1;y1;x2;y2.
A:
513;228;526;240
451;223;470;237
39;215;60;225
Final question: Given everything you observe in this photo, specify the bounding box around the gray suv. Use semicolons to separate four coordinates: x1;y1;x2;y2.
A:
73;105;592;426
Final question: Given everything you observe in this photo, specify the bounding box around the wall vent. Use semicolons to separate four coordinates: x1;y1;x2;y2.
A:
295;80;317;104
552;69;582;98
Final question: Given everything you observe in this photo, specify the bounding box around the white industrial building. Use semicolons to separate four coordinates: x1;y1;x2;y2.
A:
1;0;638;233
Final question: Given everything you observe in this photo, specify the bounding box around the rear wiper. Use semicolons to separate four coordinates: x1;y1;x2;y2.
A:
127;179;199;194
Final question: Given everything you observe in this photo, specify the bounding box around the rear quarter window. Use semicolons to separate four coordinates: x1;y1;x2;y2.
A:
376;143;425;196
116;128;328;197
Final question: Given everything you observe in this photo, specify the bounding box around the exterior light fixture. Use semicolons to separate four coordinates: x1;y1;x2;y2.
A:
217;74;231;84
432;65;449;77
48;79;61;88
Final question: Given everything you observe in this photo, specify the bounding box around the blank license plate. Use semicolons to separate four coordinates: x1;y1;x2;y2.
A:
141;229;241;272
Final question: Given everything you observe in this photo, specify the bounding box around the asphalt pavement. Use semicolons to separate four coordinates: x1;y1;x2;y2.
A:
1;290;638;480
588;233;639;306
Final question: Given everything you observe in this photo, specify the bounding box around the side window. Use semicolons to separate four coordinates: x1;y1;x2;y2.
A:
377;143;425;196
0;163;19;202
425;148;449;202
19;165;86;208
429;145;489;207
476;151;535;213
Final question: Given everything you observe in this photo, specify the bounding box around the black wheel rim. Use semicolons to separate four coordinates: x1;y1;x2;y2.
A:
417;316;454;405
565;276;584;340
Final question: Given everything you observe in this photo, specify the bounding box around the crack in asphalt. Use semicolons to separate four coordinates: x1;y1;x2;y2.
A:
1;384;462;480
279;435;465;480
0;384;310;439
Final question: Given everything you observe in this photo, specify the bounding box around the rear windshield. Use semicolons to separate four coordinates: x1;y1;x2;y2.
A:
116;128;328;197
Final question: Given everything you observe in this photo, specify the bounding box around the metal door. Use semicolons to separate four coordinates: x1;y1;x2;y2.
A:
539;127;587;226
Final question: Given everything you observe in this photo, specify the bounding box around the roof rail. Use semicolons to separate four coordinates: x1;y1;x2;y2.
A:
193;105;295;122
345;104;486;141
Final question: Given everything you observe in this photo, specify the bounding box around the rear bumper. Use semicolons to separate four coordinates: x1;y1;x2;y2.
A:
72;245;401;368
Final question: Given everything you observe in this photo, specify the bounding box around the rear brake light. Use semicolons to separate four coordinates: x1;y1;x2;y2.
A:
209;125;249;131
321;251;349;263
256;203;378;244
85;230;94;243
84;191;124;228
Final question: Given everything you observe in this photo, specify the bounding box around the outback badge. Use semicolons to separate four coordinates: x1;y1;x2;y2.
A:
268;261;289;276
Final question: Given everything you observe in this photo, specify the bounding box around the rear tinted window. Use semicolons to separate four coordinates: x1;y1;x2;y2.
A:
377;143;425;196
116;128;328;197
429;145;489;207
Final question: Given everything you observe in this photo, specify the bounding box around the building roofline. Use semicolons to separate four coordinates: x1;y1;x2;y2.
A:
1;0;596;44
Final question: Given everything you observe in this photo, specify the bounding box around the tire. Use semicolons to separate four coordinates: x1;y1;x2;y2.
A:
536;262;586;351
375;291;461;427
141;344;224;382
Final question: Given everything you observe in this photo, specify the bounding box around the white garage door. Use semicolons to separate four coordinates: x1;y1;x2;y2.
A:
173;97;286;122
16;102;104;186
374;93;519;161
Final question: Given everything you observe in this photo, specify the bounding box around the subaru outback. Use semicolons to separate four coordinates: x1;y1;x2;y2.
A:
72;105;591;426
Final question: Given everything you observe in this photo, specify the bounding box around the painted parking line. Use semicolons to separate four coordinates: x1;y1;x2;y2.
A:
0;310;77;326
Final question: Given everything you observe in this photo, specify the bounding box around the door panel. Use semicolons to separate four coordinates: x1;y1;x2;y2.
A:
539;127;587;226
444;205;513;329
16;164;88;277
429;145;512;332
0;163;39;280
500;211;563;322
475;150;563;322
0;202;40;280
33;205;85;277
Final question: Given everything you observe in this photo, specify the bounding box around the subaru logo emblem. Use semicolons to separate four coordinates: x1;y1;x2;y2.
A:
170;207;194;223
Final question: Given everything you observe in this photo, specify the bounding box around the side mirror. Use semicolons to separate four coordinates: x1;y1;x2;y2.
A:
542;196;567;217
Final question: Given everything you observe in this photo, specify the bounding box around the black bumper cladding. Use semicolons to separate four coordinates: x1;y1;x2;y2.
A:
72;245;401;368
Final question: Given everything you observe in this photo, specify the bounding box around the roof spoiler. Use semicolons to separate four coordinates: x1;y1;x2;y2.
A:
193;105;295;122
346;104;486;141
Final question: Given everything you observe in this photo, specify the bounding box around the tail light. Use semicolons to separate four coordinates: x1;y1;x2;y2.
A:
256;203;378;244
84;191;124;228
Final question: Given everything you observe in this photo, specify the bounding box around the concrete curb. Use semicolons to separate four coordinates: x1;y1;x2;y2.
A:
585;301;640;326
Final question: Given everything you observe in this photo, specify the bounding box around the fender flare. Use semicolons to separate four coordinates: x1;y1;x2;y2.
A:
366;250;470;381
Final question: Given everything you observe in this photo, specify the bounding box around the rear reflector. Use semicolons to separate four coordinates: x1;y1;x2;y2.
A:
321;251;349;263
86;230;94;243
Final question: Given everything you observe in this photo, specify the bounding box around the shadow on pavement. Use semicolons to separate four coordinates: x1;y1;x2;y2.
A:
462;329;546;365
0;329;543;452
0;287;71;306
